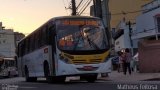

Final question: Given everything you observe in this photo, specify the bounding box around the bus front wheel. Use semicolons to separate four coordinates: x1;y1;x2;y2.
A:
80;74;97;83
44;62;53;83
24;66;37;82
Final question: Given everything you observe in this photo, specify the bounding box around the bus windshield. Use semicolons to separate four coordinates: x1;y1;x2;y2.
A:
56;19;108;51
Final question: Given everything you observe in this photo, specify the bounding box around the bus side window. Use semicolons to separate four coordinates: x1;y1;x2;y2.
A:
45;25;51;44
25;38;29;54
42;27;47;46
20;42;24;56
35;32;39;49
30;34;35;51
18;44;20;57
37;30;42;48
27;37;31;53
24;39;27;54
49;24;56;49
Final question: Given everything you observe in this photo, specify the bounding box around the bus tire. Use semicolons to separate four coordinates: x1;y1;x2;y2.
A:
43;62;52;83
81;74;97;83
24;66;37;82
44;62;66;83
8;71;11;78
53;76;66;83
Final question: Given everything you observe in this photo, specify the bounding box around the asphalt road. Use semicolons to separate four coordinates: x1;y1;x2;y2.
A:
0;77;160;90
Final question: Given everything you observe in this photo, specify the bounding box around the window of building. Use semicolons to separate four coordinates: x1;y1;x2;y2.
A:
3;40;6;43
156;17;160;32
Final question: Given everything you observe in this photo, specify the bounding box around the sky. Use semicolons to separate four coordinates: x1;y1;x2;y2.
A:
0;0;152;35
0;0;73;35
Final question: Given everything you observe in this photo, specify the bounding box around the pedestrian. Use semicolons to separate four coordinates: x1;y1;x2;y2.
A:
133;52;139;72
123;48;132;75
117;51;123;72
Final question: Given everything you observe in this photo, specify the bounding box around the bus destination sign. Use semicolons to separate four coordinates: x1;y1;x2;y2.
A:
62;20;98;26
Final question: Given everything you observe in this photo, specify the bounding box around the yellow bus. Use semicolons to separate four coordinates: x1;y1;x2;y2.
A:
17;16;111;83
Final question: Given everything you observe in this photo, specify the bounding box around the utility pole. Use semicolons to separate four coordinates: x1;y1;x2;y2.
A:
128;21;134;56
101;0;111;48
71;0;76;15
92;0;110;77
93;0;102;18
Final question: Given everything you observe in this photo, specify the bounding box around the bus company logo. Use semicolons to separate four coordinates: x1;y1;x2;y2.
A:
1;84;18;90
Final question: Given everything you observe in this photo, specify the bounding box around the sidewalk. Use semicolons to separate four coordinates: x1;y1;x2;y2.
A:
100;71;160;82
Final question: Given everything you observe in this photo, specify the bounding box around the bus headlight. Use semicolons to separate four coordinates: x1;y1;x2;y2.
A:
59;54;72;64
59;56;71;64
63;58;71;63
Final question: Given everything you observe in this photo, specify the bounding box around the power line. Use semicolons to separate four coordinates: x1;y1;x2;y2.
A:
111;9;145;16
77;0;90;14
62;0;69;15
80;9;147;16
78;0;90;11
76;0;84;10
78;0;92;15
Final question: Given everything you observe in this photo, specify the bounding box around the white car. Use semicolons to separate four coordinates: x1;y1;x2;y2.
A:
0;66;18;77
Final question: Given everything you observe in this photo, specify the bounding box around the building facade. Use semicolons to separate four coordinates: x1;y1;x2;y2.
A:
109;0;152;29
109;0;152;55
131;0;160;73
0;26;15;58
132;0;160;40
113;20;138;55
0;22;25;58
14;32;25;46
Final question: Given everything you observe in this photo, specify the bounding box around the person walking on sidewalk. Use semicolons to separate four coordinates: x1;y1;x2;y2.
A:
123;48;132;75
117;51;123;72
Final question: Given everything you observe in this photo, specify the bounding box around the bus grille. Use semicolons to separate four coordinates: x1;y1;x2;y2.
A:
71;59;102;64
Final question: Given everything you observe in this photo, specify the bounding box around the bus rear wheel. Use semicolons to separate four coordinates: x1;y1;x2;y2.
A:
24;66;37;82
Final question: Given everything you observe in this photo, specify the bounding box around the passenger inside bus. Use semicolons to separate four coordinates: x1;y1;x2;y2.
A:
59;36;74;49
59;38;66;47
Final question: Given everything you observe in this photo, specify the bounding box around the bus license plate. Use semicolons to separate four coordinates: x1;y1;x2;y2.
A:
83;66;93;70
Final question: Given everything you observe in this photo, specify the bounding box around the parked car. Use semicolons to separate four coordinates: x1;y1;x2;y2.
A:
0;58;18;77
110;56;119;70
111;56;119;65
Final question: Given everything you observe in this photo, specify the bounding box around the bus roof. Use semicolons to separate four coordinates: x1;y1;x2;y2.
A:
51;16;100;20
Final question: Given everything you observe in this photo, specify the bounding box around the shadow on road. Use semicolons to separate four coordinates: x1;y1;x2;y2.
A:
20;79;109;85
142;78;160;81
0;76;18;79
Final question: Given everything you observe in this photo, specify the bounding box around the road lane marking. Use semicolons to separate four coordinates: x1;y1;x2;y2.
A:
19;86;37;89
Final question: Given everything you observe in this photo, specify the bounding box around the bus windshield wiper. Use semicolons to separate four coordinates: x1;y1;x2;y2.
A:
73;26;100;50
86;36;100;50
